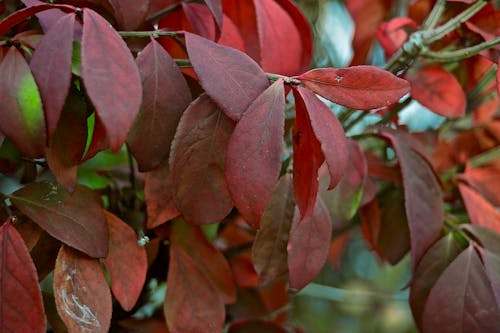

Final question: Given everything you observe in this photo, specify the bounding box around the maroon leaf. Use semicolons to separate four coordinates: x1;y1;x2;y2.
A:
185;32;269;120
422;246;500;333
9;182;109;258
288;198;332;291
295;87;347;190
380;128;443;272
0;221;46;333
204;0;223;31
225;80;285;228
30;13;75;140
109;0;149;30
228;319;288;333
252;174;295;286
459;184;500;234
169;94;234;225
408;67;466;118
54;245;112;333
21;0;69;32
82;8;142;151
0;47;46;157
128;39;191;172
165;243;225;333
102;211;147;311
296;66;410;110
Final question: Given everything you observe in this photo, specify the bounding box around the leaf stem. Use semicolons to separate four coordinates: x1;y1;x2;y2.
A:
118;30;182;38
296;282;408;302
421;37;500;62
267;73;301;85
421;0;446;31
0;194;14;222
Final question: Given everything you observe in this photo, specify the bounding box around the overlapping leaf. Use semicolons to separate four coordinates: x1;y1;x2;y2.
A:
185;32;269;120
296;66;410;110
459;184;500;234
9;181;109;258
54;245;112;333
128;39;191;171
169;94;234;225
0;47;46;157
461;166;500;206
226;80;285;228
0;222;46;333
102;211;147;311
109;0;149;30
82;8;142;151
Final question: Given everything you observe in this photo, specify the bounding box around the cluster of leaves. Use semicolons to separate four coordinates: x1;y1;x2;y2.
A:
0;0;499;332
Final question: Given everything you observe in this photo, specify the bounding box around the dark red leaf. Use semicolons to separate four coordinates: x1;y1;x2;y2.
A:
0;3;75;36
288;198;332;291
118;319;170;333
252;174;295;286
0;47;46;157
295;87;347;190
171;220;236;303
54;245;112;333
380;128;443;272
82;8;142;151
204;0;223;31
30;13;75;140
165;243;225;333
9;182;109;258
128;39;191;172
30;232;61;281
21;0;68;32
422;246;500;333
408;67;466;118
102;211;147;311
0;221;46;333
459;184;500;234
109;0;149;30
228;319;288;333
14;218;42;251
225;80;285;228
185;32;269;120
296;66;410;110
169;94;234;225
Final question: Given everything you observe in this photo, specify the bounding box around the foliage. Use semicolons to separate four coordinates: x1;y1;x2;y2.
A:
0;0;499;332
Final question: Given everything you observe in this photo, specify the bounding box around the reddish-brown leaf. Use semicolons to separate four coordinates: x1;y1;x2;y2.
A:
171;220;236;303
165;243;225;333
109;0;149;30
252;174;295;286
296;66;410;110
118;319;170;333
102;211;147;311
54;245;112;333
380;128;443;272
422;246;500;333
408;67;466;118
21;0;69;32
128;39;191;172
82;8;142;151
288;198;332;291
292;88;324;222
295;87;347;190
204;0;223;31
228;319;288;333
30;13;74;140
0;47;46;157
14;218;42;251
461;166;500;206
459;184;500;234
0;221;46;333
169;94;234;225
225;80;285;228
9;182;109;258
185;32;269;120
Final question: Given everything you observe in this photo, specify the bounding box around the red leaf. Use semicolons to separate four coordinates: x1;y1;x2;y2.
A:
377;17;418;58
144;159;180;229
0;47;46;157
204;0;223;31
422;246;500;333
252;174;295;286
21;0;68;32
288;198;332;291
109;0;149;30
295;87;347;190
292;88;324;222
380;128;443;272
169;94;234;225
409;234;463;329
185;32;269;120
128;39;191;172
82;8;142;151
9;182;109;258
459;184;500;234
228;319;288;333
165;243;225;333
102;211;147;311
408;67;466;118
296;66;410;110
0;221;46;333
171;220;236;303
221;0;259;60
54;245;112;333
30;13;75;140
0;3;75;36
461;166;500;206
225;80;285;228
